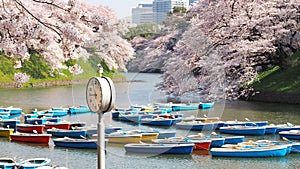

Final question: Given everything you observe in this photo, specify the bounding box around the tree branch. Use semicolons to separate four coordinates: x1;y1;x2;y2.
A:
13;0;63;42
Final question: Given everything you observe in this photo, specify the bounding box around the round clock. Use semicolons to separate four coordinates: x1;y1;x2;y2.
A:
86;76;116;113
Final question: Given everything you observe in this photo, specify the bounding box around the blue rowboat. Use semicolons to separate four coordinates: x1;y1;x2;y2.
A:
0;157;16;169
46;129;87;138
210;145;289;157
224;136;245;144
25;118;46;125
171;104;198;111
279;130;300;140
176;121;215;131
291;142;300;153
17;158;51;169
140;118;174;126
2;107;22;116
265;126;277;134
124;143;194;154
219;126;266;135
105;127;122;134
0;114;9;120
46;109;68;117
276;124;300;133
53;137;102;149
119;113;153;123
0;119;20;131
223;120;268;127
24;114;39;121
69;105;90;114
198;102;214;109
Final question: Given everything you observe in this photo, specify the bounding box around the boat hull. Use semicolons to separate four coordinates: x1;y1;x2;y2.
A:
16;124;45;134
210;146;288;157
0;128;14;137
220;127;266;135
47;129;87;138
10;134;51;144
105;135;142;144
140;119;174;126
125;143;194;154
44;123;71;130
53;138;98;149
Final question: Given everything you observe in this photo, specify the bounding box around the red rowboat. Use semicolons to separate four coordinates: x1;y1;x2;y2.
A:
10;133;51;144
44;122;71;130
189;140;211;150
16;124;45;134
152;137;211;150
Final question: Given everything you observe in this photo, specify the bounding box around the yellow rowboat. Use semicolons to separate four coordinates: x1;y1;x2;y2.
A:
140;133;159;142
0;128;14;137
105;134;142;144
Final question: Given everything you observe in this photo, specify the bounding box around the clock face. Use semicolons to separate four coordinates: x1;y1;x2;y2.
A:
86;77;102;112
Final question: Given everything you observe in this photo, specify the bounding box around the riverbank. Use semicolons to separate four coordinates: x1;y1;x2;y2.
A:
248;91;300;104
0;76;126;89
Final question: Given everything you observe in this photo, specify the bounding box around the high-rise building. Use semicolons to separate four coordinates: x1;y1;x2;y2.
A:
132;4;154;25
152;0;189;24
189;0;198;5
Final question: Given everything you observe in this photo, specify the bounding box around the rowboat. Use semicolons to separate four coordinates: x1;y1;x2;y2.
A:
125;130;159;142
46;129;87;138
210;144;289;157
156;130;177;139
0;106;22;116
276;123;300;133
46;108;68;117
176;121;215;131
152;137;211;150
104;126;122;134
219;126;266;135
208;132;245;144
53;137;100;149
16;124;45;134
0;128;14;137
186;133;225;148
171;104;198;111
25;118;47;125
140;117;174;126
222;120;268;127
0;157;17;169
44;122;71;130
279;130;300;140
125;143;195;154
10;133;51;144
0;119;20;130
69;105;90;114
118;113;153;123
105;132;142;144
264;125;277;134
199;102;214;109
17;158;51;169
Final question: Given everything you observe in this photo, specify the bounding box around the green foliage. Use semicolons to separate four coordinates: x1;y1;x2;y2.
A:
168;6;187;16
0;54;16;81
125;23;160;40
20;53;51;79
64;59;76;67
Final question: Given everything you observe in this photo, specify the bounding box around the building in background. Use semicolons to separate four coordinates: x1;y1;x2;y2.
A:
132;4;154;25
152;0;189;24
189;0;198;5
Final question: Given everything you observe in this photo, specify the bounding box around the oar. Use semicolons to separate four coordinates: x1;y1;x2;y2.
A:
245;118;256;126
282;137;293;143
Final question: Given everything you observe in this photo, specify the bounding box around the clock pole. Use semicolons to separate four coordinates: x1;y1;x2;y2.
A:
97;111;105;169
97;64;105;169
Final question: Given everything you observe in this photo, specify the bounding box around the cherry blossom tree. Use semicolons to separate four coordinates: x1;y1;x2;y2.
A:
159;0;299;100
0;0;133;77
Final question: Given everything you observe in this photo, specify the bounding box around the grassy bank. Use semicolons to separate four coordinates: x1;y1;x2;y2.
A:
253;50;300;92
0;50;124;88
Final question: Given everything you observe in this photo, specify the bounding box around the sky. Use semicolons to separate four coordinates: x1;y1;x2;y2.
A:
85;0;154;18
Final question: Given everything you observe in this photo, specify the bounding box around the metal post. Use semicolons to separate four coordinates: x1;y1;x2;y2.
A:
98;112;105;169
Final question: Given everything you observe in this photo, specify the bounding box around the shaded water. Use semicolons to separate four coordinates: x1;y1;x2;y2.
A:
0;73;300;169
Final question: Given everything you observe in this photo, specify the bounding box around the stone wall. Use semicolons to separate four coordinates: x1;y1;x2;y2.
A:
248;91;300;104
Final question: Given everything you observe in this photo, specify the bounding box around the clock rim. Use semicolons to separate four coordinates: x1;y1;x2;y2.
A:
86;77;102;112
